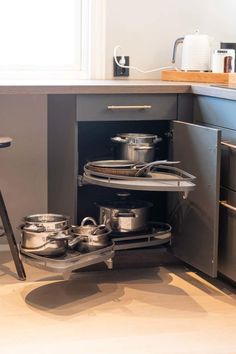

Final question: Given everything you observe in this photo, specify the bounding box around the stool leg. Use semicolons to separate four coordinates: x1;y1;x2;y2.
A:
0;191;26;280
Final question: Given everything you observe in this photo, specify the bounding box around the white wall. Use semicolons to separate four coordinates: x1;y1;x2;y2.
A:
105;0;236;79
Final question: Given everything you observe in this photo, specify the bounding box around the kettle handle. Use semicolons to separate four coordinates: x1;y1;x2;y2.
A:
172;37;184;64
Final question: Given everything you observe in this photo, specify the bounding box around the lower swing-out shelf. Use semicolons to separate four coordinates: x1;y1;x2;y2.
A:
20;223;171;278
20;243;114;280
112;222;171;251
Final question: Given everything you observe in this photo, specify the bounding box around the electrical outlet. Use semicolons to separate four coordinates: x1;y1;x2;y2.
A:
113;56;129;77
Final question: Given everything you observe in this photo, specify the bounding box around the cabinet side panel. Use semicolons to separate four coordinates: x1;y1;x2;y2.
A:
48;95;77;222
169;121;221;277
177;94;193;122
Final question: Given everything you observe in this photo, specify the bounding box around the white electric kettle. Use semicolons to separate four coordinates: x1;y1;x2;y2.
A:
172;30;212;71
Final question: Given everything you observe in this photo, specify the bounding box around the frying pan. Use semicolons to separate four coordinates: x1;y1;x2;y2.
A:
85;160;179;177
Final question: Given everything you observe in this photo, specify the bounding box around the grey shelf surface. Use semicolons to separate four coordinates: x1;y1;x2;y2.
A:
20;244;114;279
83;173;195;193
112;223;171;251
82;165;196;194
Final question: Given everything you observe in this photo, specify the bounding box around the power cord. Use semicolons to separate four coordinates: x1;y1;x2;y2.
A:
113;45;174;74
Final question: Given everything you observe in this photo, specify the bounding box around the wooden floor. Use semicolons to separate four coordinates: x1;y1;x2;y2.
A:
0;250;236;354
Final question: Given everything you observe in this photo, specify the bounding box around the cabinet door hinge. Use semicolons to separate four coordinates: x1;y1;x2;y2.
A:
77;175;84;187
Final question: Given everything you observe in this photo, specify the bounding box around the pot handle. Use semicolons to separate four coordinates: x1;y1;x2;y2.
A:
30;232;72;249
135;160;180;177
111;136;128;143
47;232;72;241
91;224;111;235
81;216;97;226
172;37;184;64
153;137;162;144
133;146;154;151
114;211;136;218
67;236;82;249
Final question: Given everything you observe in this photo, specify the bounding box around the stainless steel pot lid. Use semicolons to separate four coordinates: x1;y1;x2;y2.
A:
97;199;153;210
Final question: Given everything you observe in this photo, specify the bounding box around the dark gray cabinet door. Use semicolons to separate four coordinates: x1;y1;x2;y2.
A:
169;121;221;277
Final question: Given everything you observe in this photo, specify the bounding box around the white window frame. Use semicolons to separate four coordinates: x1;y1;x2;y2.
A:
0;0;106;81
89;0;106;79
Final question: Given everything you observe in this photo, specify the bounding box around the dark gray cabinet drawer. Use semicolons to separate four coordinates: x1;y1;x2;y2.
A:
219;187;236;282
76;94;177;121
194;95;236;130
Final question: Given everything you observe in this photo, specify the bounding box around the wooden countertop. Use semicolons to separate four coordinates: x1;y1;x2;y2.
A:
0;79;235;100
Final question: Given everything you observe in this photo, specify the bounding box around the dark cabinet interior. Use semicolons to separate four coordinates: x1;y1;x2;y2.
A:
77;120;170;224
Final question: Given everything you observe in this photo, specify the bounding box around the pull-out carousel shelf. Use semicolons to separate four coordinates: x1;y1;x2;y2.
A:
83;165;196;195
112;222;171;251
20;243;114;280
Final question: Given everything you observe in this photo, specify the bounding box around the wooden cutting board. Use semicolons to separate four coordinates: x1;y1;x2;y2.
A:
161;70;236;84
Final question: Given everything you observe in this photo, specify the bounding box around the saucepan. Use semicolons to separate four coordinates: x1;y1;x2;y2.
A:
20;224;74;256
71;217;111;251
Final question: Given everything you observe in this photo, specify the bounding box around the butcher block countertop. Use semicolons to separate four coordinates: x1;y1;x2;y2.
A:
0;79;236;100
0;250;236;354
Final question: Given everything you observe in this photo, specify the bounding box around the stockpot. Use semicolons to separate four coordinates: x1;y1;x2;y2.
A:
111;133;162;163
98;199;153;233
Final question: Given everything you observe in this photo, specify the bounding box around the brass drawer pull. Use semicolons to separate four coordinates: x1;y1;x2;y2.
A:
221;141;236;150
107;105;152;110
220;200;236;212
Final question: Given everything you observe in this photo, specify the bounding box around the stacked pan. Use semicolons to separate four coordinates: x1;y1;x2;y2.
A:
20;214;72;256
20;214;111;257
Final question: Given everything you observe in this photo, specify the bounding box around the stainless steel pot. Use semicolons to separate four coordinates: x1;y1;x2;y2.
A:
111;133;162;163
23;213;70;231
71;216;107;237
76;230;111;252
98;199;153;233
71;217;111;252
20;225;72;256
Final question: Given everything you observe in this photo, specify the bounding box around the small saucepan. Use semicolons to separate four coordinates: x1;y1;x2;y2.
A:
71;216;109;237
71;217;111;251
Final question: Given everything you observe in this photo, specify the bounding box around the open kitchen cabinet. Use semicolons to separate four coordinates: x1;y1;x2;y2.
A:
47;94;221;278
